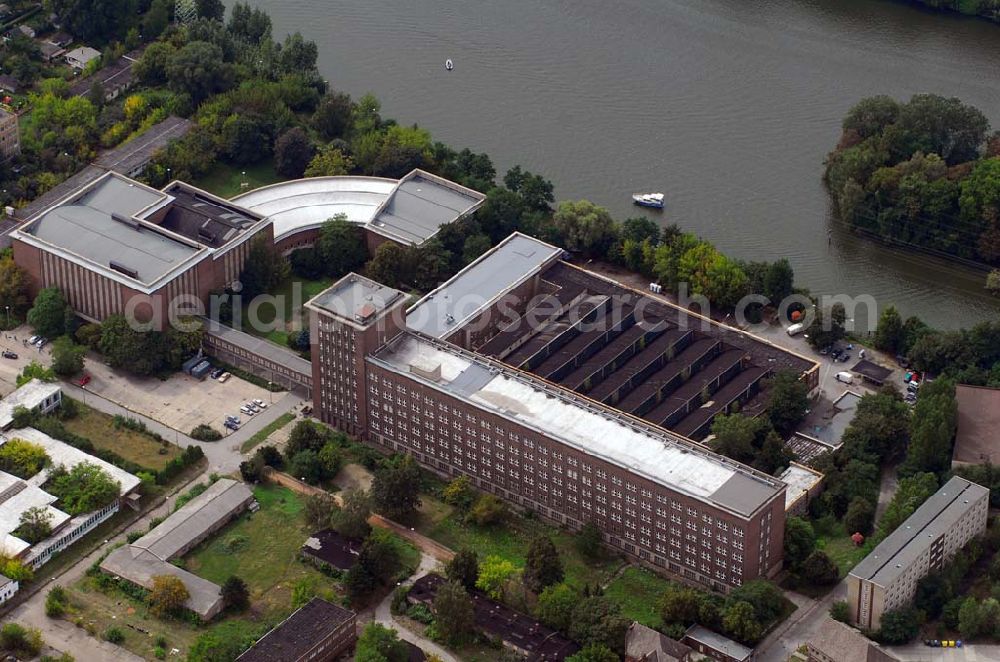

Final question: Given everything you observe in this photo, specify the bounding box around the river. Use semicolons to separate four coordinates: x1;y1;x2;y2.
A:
249;0;1000;332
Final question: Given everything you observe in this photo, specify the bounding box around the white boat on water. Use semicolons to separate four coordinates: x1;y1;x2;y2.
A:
632;192;664;209
445;59;454;71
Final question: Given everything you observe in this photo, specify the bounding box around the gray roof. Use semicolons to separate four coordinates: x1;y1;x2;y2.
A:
850;476;989;587
626;622;692;662
803;389;860;449
406;232;563;339
370;170;485;244
201;318;312;378
306;273;406;328
19;173;202;286
131;478;252;561
100;545;225;619
0;379;61;430
683;625;753;662
236;597;355;662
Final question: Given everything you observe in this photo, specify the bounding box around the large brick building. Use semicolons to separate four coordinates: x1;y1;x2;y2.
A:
304;233;821;590
11;172;272;324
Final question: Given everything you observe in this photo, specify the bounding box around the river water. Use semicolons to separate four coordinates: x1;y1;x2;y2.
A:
250;0;1000;331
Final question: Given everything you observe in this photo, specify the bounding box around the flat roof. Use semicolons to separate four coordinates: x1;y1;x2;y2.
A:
236;597;355;662
131;478;252;561
11;427;142;497
779;463;824;510
306;273;406;329
406;232;563;339
100;546;225;618
0;470;69;557
802;390;860;449
370;170;486;245
0;379;61;429
953;384;1000;464
850;476;988;587
201;318;312;378
684;625;753;662
16;172;204;286
231;176;397;242
371;333;783;517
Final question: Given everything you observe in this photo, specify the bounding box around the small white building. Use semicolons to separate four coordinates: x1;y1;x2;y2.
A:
64;46;101;71
0;574;17;604
0;379;62;430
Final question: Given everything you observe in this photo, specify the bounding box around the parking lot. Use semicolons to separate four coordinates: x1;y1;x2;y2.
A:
0;326;289;436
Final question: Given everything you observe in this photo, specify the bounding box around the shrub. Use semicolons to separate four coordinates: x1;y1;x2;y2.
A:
0;438;50;478
407;603;434;624
465;494;509;527
127;530;143;543
830;600;850;622
45;586;67;617
189;424;222;441
0;623;43;657
103;626;125;644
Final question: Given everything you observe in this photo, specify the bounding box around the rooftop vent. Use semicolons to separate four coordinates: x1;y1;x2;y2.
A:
109;260;139;279
355;303;377;323
110;212;140;230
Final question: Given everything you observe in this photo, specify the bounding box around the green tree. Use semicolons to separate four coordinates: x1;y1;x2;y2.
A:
166;41;234;103
287;450;322;485
899;378;957;478
148;575;189;618
354;623;408;662
15;505;53;544
336;489;372;539
433;581;475;645
303;493;339;530
722;600;763;644
365;243;407;289
568;595;630;655
763;258;795;304
523;536;564;594
0;252;30;321
874;305;905;354
830;600;850;622
371;454;422;521
878;472;940;538
16;361;55;387
551;200;619;257
27;287;69;338
843;95;901;139
312;92;353;140
220;576;250;612
659;584;701;626
877;607;921;645
535;583;578;632
44;585;67;618
239;236;289;299
50;337;86;376
227;1;272;42
465;493;509;526
843;496;875;536
358;529;401;584
45;462;121;515
0;438;49;478
273;127;314;178
445;549;479;591
728;580;786;625
476;555;516;599
196;0;226;20
441;475;476;511
710;414;767;465
576;521;604;560
305;146;355;177
142;0;170;39
988;269;1000;296
799;551;839;585
53;0;138;44
783;517;816;569
566;643;619;662
315;216;368;278
133;41;176;86
914;573;951;620
767;371;809;435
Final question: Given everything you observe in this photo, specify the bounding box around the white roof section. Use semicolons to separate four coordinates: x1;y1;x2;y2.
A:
232;169;485;247
372;333;783;517
779;463;823;510
232;176;397;243
406;232;563;339
0;379;61;429
7;427;141;497
0;470;70;557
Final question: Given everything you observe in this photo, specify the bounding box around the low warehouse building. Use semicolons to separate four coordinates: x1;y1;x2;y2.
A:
236;597;357;662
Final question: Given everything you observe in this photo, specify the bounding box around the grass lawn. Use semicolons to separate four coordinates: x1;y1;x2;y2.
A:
184;484;337;616
62;402;184;471
194;161;282;199
239;275;333;347
604;566;673;629
813;515;867;576
241;412;295;453
415;496;623;590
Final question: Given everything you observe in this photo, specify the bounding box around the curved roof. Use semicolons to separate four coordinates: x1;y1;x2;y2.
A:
231;176;397;242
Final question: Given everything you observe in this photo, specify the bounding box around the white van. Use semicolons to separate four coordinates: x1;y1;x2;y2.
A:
835;371;854;385
786;322;805;336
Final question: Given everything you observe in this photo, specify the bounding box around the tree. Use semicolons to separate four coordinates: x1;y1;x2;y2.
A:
318;442;342;479
476;555;516;599
45;585;68;618
874;305;905;354
149;575;190;617
166;41;234;103
915;573;951;620
50;337;86;376
722;600;763;644
523;536;564;593
196;0;226;20
337;489;372;539
274;127;314;178
312;92;353;140
0;438;49;479
27;287;70;338
659;584;701;626
142;0;170;39
783;517;816;569
465;493;509;526
843;496;875;536
551;200;618;257
462;233;493;265
710;414;766;465
365;242;408;289
568;595;630;655
45;462;120;515
0;622;43;658
54;0;138;44
303;493;339;530
433;581;475;644
371;454;422;521
878;606;921;645
878;472;940;537
728;580;786;625
799;551;839;585
442;475;476;511
0;252;30;321
762;259;794;304
305;146;355;177
767;371;809;435
576;521;603;560
15;506;53;544
566;643;619;662
288;450;323;485
536;583;577;632
239;236;289;299
358;529;401;584
445;549;479;591
843;95;901;139
227;1;272;42
315;216;368;278
354;623;408;662
220;576;250;612
344;563;378;604
830;600;850;622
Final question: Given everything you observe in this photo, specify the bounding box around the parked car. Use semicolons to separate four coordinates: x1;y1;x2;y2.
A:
1;350;17;359
837;353;850;363
786;322;805;336
224;420;239;431
218;372;231;383
253;398;267;408
210;368;224;379
240;405;255;416
76;373;91;386
226;415;241;424
831;348;842;359
27;335;39;345
35;337;47;348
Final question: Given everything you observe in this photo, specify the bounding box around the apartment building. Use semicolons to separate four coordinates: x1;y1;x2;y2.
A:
0;108;19;162
847;476;989;630
308;267;788;591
